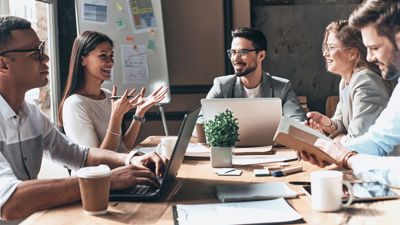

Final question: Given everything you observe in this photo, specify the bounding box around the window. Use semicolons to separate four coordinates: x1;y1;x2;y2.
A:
6;0;59;123
3;0;68;179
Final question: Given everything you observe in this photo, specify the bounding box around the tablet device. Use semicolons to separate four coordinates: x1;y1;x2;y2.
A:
301;181;400;202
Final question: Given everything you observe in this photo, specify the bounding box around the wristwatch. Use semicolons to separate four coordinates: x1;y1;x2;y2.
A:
125;150;144;166
133;115;146;123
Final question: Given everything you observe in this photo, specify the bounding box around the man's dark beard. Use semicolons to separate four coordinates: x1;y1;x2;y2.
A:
235;65;257;77
384;48;400;81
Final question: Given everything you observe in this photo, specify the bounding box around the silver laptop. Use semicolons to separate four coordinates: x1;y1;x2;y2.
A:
109;106;201;201
201;98;282;147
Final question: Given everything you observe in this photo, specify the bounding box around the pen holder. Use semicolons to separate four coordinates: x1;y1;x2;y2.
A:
210;146;233;168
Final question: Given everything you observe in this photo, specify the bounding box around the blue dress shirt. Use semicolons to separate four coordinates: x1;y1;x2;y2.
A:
345;77;400;156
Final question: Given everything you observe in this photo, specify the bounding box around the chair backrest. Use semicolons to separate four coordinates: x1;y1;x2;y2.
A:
297;96;309;114
325;96;339;118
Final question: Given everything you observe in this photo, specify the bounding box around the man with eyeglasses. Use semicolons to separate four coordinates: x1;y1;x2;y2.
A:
299;0;400;188
0;16;167;222
206;27;306;121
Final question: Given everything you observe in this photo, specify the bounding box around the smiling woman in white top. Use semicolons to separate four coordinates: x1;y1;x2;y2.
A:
305;20;391;144
59;31;167;153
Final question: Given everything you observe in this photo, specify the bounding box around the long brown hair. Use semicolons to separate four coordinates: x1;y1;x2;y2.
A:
322;19;380;75
58;31;113;126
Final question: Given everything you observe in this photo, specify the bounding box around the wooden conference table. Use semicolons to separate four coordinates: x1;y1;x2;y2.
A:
22;136;400;225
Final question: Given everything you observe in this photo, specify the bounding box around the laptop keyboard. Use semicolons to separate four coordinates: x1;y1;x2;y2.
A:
130;185;151;195
127;176;163;195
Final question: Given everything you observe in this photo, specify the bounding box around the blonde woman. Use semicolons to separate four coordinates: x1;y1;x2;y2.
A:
305;20;390;144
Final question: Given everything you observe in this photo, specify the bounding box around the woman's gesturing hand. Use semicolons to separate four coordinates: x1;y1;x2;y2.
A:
110;85;143;118
136;86;168;115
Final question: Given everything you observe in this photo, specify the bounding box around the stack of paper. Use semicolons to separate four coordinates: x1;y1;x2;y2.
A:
173;198;302;225
232;156;298;165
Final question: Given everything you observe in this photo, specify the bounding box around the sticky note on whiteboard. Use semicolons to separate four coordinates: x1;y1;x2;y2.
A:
148;40;155;50
116;3;123;11
115;18;127;30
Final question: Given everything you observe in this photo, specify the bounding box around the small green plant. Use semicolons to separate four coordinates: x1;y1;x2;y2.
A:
204;109;239;147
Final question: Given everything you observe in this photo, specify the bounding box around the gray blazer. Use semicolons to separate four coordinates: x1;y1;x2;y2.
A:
206;72;306;121
331;69;391;143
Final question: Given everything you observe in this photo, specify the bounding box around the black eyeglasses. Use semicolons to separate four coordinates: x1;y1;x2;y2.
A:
0;40;45;61
227;49;260;58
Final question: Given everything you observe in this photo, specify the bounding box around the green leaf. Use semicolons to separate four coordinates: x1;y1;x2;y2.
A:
204;109;239;147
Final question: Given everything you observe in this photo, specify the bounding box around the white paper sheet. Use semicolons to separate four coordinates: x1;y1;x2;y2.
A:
136;144;210;157
136;145;296;165
175;198;302;225
232;155;298;165
82;0;108;24
185;144;210;157
121;44;149;84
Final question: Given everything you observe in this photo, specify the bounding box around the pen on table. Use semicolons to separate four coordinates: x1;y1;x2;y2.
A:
271;166;303;177
109;95;135;99
288;181;311;186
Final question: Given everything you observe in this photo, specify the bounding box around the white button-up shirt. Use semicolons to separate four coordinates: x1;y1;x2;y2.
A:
0;95;89;220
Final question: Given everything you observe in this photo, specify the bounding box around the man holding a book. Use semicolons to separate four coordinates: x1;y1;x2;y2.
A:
299;0;400;188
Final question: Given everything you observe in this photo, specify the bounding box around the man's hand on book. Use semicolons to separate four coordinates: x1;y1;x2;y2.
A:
297;151;330;168
297;138;350;168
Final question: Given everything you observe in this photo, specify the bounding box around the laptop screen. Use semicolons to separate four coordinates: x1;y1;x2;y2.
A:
160;106;201;190
201;98;282;146
109;106;200;201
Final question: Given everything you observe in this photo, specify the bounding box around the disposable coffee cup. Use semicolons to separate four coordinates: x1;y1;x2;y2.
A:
77;165;111;216
195;123;206;143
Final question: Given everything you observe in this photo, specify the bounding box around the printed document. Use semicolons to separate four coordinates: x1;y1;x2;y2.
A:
174;198;302;225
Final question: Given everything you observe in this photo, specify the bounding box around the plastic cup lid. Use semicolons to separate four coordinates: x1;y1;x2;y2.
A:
77;164;111;178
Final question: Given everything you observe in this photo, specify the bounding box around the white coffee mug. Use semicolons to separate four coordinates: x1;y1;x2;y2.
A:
311;170;354;212
157;137;177;159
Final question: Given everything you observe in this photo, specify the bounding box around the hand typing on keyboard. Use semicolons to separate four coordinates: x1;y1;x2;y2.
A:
109;164;160;190
130;152;169;177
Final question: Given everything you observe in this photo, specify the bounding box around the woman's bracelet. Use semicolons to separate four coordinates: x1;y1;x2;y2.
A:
106;129;121;136
341;151;358;169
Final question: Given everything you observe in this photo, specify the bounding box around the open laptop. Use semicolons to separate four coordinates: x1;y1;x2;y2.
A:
109;106;201;201
201;98;282;147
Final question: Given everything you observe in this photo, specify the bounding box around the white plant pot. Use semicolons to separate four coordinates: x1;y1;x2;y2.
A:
210;146;233;168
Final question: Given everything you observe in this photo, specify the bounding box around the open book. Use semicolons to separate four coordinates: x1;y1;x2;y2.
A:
273;116;337;164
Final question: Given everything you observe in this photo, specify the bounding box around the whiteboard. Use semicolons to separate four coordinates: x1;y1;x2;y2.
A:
75;0;170;103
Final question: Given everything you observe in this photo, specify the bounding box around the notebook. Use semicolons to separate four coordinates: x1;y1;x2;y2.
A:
109;106;200;201
216;182;297;202
201;98;282;147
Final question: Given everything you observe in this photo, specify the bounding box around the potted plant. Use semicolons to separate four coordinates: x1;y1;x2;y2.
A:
204;109;239;167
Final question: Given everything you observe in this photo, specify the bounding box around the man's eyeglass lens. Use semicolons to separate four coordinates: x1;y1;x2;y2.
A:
0;40;45;61
227;49;259;58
